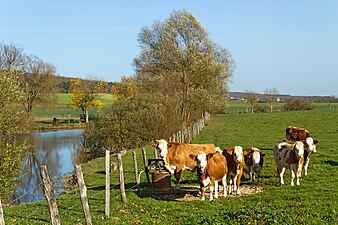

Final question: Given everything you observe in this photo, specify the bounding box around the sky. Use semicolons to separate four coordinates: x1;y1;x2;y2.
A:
1;0;337;96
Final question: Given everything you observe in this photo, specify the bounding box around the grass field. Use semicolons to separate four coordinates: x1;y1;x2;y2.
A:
3;110;338;224
33;93;115;119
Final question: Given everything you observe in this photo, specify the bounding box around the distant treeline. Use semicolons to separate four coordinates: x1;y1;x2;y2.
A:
57;75;114;94
229;91;338;103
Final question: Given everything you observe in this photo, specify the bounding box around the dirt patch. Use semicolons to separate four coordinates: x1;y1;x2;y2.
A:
150;185;264;201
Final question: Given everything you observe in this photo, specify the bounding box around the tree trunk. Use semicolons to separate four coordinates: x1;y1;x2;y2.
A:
85;109;89;123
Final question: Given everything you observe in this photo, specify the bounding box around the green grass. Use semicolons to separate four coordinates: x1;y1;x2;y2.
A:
3;110;338;224
33;93;116;118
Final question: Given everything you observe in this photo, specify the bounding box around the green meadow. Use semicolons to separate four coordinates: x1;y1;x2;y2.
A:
4;110;338;224
33;93;116;119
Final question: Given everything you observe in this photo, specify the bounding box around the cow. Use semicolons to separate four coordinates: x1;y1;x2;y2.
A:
222;146;245;195
302;137;318;176
153;139;217;189
244;147;265;183
282;137;318;177
273;141;305;186
286;126;311;142
285;126;319;176
190;151;228;201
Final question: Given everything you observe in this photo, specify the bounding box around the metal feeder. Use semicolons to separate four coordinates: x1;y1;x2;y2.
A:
147;159;171;191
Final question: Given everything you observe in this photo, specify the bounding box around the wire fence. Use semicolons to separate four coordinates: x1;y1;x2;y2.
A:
1;112;211;224
225;105;338;113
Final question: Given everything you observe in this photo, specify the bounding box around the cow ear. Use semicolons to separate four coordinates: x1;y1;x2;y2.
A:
151;143;157;148
189;154;196;160
314;140;319;144
243;149;251;156
261;153;265;157
206;153;213;160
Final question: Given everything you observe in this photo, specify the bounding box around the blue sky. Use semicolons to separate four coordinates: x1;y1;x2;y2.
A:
1;1;337;96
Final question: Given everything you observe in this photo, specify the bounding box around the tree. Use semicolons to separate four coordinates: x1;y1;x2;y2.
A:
244;90;257;113
0;70;28;203
83;92;177;159
133;10;234;128
111;76;138;99
0;42;25;71
264;88;279;112
20;55;58;116
0;43;58;118
69;77;108;123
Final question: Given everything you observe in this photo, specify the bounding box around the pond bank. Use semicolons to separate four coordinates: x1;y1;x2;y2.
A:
32;123;88;132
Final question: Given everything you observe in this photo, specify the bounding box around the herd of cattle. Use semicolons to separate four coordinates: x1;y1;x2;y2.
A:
152;126;319;201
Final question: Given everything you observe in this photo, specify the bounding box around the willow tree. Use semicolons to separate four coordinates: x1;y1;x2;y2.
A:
133;10;234;128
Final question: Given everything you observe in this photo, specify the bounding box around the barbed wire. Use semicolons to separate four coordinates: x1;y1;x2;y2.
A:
6;181;44;206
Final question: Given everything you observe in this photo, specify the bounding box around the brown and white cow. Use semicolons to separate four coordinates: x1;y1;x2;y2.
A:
190;151;228;201
153;139;216;189
222;146;245;195
273;141;305;186
244;147;265;183
286;126;310;141
285;126;319;176
282;137;318;177
302;137;318;176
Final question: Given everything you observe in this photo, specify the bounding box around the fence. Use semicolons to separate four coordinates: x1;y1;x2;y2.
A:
169;112;210;143
1;113;211;224
225;105;338;113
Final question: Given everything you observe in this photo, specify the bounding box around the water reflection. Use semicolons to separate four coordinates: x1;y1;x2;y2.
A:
15;129;83;204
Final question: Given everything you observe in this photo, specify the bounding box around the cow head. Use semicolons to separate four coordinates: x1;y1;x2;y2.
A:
304;137;318;153
233;146;243;164
294;141;305;159
191;151;208;172
154;139;168;159
251;148;262;166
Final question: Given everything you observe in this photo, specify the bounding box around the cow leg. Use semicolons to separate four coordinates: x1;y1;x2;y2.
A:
214;180;219;199
257;167;262;182
222;175;227;197
174;169;182;189
236;174;241;195
228;179;233;194
290;166;295;186
233;175;238;193
279;167;285;185
296;164;303;186
200;185;205;201
304;157;310;176
250;170;254;184
209;180;214;201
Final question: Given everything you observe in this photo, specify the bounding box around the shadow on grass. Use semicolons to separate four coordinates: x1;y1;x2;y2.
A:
137;186;199;202
324;160;338;166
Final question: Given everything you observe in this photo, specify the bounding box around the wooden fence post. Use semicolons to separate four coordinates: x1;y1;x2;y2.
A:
154;148;158;159
117;153;127;202
0;198;4;225
75;165;92;225
142;148;150;185
133;151;140;193
105;150;110;218
40;165;60;225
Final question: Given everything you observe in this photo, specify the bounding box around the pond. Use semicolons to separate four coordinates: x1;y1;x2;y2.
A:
14;129;84;204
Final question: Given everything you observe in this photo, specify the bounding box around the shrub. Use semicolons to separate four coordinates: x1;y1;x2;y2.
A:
283;100;314;111
253;104;268;113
